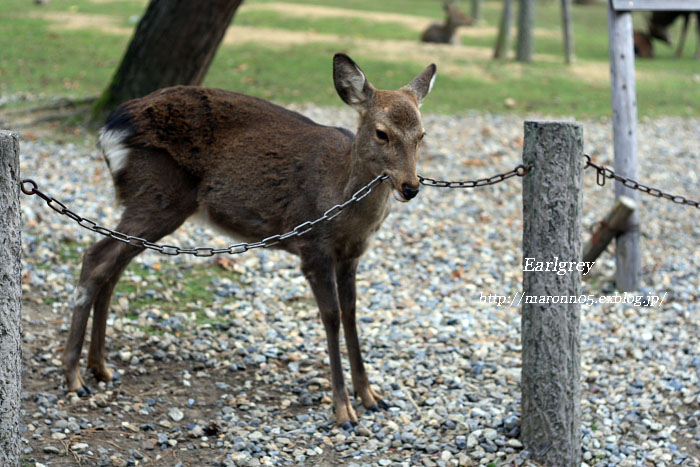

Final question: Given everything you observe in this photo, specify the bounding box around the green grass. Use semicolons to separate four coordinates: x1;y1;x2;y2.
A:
235;9;419;41
1;0;699;118
114;262;231;328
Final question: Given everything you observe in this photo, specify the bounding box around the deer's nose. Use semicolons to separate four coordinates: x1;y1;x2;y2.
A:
401;183;420;200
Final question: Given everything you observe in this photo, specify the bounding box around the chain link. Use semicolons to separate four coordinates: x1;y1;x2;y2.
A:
20;163;530;257
22;155;692;257
584;154;700;208
20;174;388;256
418;164;531;188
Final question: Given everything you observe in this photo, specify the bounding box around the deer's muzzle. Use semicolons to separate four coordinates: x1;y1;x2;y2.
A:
401;183;420;201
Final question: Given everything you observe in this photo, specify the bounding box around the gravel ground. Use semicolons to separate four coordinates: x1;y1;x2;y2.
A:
14;107;700;467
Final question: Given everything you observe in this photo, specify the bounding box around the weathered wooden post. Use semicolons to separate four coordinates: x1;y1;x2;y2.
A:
522;121;582;466
583;196;636;263
607;0;640;291
0;130;22;466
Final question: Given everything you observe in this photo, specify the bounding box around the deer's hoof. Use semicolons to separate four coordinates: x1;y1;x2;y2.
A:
339;420;355;432
75;384;92;397
88;364;114;383
367;399;389;412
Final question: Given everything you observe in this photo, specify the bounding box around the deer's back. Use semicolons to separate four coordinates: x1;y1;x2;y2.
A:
100;86;358;248
105;86;353;179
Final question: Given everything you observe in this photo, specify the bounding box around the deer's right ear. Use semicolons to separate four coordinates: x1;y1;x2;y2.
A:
333;53;374;111
402;64;437;107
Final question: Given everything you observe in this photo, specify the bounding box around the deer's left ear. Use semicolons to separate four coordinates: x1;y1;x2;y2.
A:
402;64;437;107
333;53;375;112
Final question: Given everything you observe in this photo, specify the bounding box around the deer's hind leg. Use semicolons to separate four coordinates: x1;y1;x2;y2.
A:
63;236;142;394
63;148;199;394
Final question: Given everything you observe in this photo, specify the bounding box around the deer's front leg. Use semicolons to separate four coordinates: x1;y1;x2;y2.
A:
302;255;357;429
337;258;387;412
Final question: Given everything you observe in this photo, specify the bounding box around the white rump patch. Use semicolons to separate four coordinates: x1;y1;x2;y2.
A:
98;128;131;175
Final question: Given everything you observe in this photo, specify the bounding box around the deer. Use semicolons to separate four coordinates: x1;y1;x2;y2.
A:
61;53;437;429
421;1;474;45
634;10;700;59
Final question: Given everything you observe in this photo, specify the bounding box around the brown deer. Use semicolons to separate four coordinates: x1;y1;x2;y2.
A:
421;1;474;45
62;53;437;429
634;10;700;59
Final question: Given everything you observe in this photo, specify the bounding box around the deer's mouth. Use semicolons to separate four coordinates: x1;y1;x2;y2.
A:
392;188;410;203
385;175;410;203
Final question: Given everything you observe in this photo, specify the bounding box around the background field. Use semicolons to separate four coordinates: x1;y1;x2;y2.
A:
1;0;699;119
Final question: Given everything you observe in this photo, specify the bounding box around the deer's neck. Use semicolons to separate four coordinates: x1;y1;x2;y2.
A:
343;144;392;215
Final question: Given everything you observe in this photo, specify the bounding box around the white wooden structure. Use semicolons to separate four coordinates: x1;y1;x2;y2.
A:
607;0;700;291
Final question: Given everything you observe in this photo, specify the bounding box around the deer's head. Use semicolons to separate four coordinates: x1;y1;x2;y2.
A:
333;53;437;202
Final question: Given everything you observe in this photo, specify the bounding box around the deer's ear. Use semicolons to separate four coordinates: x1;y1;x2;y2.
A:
402;64;437;107
333;53;374;111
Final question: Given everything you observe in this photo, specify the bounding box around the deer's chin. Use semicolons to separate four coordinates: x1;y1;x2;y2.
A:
392;189;409;203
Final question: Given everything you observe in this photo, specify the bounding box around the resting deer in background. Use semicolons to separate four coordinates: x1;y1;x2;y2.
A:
421;1;474;45
62;53;437;428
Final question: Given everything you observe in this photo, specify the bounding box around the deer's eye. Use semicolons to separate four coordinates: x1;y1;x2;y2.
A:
419;133;426;141
375;129;389;142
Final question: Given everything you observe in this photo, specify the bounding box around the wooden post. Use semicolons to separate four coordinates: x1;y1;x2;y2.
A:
561;0;574;63
494;0;515;59
607;0;640;291
522;121;582;467
583;196;636;263
0;130;22;466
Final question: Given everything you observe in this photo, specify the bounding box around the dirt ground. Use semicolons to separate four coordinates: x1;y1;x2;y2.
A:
21;299;347;466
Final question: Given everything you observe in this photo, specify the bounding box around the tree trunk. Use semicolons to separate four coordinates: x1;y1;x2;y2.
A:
0;130;22;467
516;0;538;62
91;0;244;125
494;0;515;59
561;0;574;63
521;121;583;466
471;0;483;21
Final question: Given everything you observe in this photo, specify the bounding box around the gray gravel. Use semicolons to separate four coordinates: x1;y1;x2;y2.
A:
16;107;700;466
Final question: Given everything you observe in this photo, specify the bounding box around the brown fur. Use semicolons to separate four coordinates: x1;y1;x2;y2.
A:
634;30;654;58
638;10;700;59
62;54;437;427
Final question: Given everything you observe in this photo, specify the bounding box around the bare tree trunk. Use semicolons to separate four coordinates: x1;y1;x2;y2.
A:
522;121;583;466
494;0;515;59
561;0;574;63
91;0;244;125
471;0;483;22
0;130;22;467
516;0;538;62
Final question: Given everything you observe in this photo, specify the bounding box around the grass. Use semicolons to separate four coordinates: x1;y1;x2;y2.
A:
36;236;229;327
235;9;419;41
113;262;232;328
1;0;699;118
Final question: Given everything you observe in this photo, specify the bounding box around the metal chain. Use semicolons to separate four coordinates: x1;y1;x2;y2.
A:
19;174;388;257
418;164;531;188
19;153;697;257
584;154;700;208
